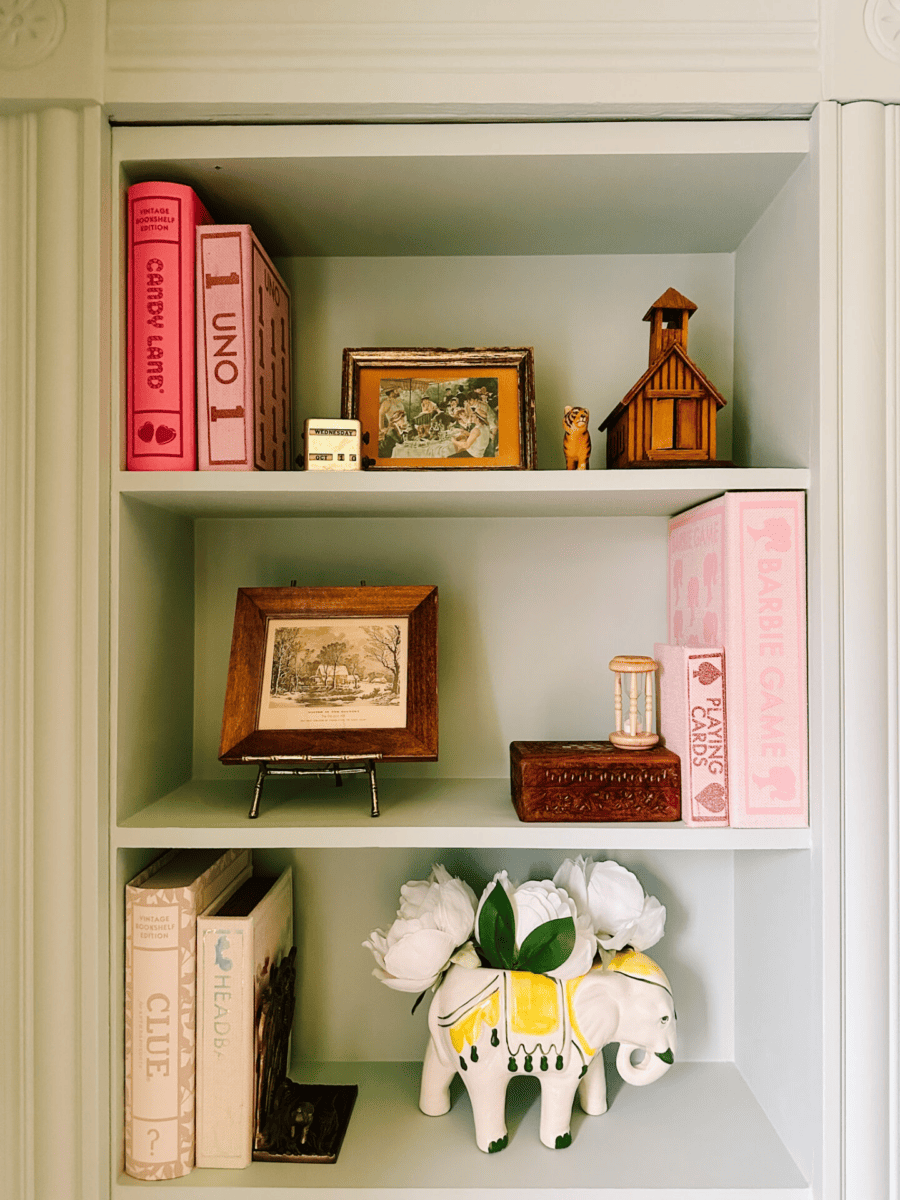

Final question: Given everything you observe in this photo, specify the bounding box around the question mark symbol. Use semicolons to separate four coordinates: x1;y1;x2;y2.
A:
147;1129;160;1157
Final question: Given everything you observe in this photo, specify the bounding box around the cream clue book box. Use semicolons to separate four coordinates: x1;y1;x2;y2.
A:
667;491;808;827
124;847;252;1179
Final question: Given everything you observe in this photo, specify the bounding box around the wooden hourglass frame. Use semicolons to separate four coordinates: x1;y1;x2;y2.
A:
609;655;659;750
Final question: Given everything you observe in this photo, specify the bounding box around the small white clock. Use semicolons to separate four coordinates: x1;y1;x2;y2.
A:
303;418;362;470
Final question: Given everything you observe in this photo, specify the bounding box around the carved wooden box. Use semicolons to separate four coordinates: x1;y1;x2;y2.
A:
510;740;681;822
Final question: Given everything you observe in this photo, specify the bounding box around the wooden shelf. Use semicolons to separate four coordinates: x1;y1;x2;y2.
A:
113;1060;807;1195
115;777;812;850
116;467;810;520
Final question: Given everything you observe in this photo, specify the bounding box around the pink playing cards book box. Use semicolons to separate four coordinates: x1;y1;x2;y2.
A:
666;492;808;828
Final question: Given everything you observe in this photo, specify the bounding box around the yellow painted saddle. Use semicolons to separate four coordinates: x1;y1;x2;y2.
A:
436;952;671;1072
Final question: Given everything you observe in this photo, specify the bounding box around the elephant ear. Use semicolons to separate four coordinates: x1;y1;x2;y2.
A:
515;917;576;975
477;882;516;970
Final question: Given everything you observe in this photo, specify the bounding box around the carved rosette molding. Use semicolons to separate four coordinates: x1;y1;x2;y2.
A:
836;100;900;1200
865;0;900;63
0;0;64;69
0;105;106;1200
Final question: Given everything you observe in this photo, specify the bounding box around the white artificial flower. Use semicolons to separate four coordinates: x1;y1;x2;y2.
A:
553;856;666;952
552;855;593;917
623;893;667;952
397;863;478;948
511;879;573;944
363;864;478;992
363;921;460;992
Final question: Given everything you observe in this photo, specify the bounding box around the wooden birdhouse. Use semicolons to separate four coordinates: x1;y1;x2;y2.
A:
599;289;727;469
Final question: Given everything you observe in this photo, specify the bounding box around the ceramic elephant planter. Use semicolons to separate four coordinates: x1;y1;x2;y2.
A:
419;949;676;1152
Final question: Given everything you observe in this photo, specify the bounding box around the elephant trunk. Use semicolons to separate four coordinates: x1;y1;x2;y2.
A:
615;1042;673;1087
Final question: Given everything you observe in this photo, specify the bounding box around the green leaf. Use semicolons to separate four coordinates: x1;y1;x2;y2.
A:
515;916;576;974
477;882;516;970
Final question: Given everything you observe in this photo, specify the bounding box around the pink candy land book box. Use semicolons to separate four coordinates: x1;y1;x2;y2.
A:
127;181;213;470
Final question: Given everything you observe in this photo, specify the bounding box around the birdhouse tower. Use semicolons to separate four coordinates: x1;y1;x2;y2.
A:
599;289;727;469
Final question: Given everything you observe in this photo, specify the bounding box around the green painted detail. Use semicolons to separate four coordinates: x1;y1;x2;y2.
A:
491;1029;500;1047
471;1046;479;1062
524;1055;533;1072
555;1132;572;1149
540;1056;549;1071
579;1064;588;1078
556;1055;564;1070
508;1057;517;1072
459;1056;467;1071
489;1135;509;1154
656;1049;674;1064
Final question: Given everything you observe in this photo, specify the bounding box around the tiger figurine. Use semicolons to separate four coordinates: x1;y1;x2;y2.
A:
562;405;591;470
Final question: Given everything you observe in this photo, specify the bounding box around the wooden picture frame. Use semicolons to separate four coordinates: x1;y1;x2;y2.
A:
341;347;537;470
219;585;438;763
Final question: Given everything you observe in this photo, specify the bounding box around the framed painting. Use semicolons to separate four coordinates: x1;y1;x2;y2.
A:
340;347;537;470
220;585;438;763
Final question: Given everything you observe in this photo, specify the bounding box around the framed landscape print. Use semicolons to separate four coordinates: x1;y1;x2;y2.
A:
341;347;537;470
220;585;438;763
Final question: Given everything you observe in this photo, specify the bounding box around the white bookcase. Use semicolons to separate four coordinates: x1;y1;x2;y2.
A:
107;115;832;1197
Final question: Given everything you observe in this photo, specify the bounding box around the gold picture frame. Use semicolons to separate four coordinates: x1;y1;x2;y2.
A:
341;346;537;470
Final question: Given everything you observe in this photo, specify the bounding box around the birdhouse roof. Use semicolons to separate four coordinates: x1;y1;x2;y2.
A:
643;288;697;321
598;340;727;431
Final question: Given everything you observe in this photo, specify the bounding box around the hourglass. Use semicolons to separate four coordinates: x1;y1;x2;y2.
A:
609;655;659;750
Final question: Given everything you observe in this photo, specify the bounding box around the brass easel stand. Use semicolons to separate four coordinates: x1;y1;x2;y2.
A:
242;754;383;819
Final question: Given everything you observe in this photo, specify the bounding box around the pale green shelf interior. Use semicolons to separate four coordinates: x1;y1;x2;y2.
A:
110;119;820;1196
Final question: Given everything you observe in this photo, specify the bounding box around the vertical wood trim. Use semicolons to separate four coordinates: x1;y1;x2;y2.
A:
79;103;110;1200
0;108;38;1200
33;106;83;1200
806;99;842;1200
0;106;108;1200
836;99;897;1200
884;103;900;1200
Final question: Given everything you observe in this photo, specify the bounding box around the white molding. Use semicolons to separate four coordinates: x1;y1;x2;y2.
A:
809;100;845;1200
102;3;823;112
823;0;900;104
885;102;900;1200
865;0;900;64
0;105;107;1200
106;12;821;74
0;0;66;70
836;99;899;1200
0;107;38;1200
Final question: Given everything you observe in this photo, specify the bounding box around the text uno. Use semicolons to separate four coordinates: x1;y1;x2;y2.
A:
204;266;241;390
